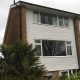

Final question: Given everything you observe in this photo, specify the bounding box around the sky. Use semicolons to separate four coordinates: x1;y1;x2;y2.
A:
0;0;80;44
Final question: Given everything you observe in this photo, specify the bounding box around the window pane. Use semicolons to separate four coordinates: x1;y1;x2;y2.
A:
45;15;49;24
43;76;47;80
35;40;41;43
42;40;53;56
41;13;45;24
42;40;66;56
35;45;41;56
48;15;53;25
64;17;69;27
41;13;53;25
53;16;57;25
67;46;72;55
59;17;63;26
62;72;68;76
69;70;72;75
48;76;52;80
66;41;71;44
33;12;39;23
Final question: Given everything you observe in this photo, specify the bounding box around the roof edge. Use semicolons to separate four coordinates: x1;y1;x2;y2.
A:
10;1;80;17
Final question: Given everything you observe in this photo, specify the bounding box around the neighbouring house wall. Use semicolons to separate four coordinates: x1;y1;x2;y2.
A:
26;9;78;71
74;18;80;68
78;20;80;68
3;6;27;45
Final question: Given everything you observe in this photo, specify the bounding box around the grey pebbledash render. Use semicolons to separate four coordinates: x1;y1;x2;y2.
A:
3;1;80;80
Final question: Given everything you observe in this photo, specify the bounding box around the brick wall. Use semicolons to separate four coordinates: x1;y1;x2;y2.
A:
52;71;59;80
73;17;80;67
3;6;27;45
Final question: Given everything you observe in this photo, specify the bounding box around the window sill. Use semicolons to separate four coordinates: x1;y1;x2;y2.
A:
39;55;72;58
59;26;70;29
33;23;70;29
33;22;57;27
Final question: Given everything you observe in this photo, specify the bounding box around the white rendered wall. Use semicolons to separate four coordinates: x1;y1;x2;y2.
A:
26;9;78;71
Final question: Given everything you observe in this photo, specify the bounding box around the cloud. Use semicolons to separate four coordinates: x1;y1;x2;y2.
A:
0;0;80;44
22;0;80;13
0;29;5;44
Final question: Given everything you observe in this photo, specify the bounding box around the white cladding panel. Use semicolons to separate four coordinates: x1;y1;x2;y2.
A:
26;9;78;71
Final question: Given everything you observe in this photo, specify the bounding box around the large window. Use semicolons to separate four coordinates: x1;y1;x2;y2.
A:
35;40;72;56
33;11;69;27
42;40;66;56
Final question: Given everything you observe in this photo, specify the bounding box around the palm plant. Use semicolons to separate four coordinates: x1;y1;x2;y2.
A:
0;41;45;80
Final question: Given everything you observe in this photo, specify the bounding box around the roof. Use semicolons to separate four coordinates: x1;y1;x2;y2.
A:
11;1;80;18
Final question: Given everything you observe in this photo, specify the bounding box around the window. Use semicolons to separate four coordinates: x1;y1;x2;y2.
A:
35;40;72;56
41;13;45;24
41;13;53;25
67;46;72;55
66;42;72;55
35;40;41;56
43;76;47;80
47;76;52;80
62;72;68;76
33;11;69;27
69;70;72;75
64;17;69;27
59;17;63;26
43;76;52;80
42;40;66;56
33;12;39;23
73;69;77;74
35;40;41;43
52;16;57;25
35;45;41;56
49;16;53;25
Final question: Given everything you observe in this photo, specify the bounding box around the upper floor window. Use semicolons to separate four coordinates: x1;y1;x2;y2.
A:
53;16;57;25
33;12;39;23
35;40;72;56
59;17;69;27
41;13;53;25
64;17;69;27
33;11;69;27
59;17;63;26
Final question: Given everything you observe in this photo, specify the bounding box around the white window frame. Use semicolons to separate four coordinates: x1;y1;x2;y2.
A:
66;41;72;56
34;40;43;56
34;40;72;57
33;11;69;28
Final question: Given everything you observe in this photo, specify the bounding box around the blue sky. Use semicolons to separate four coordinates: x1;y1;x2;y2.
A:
0;0;80;44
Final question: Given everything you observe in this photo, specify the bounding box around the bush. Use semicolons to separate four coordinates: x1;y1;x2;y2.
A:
60;72;80;80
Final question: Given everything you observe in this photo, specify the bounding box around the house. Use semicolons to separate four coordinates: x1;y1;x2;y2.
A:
3;1;80;80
